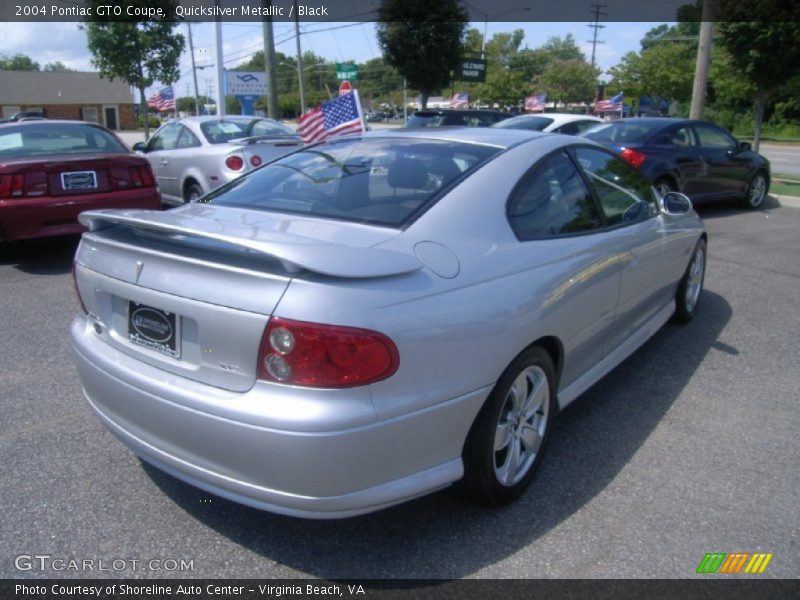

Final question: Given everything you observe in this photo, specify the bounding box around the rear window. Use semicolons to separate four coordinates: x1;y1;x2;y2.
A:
582;121;666;144
0;123;127;158
200;119;295;143
200;138;500;227
407;114;447;128
493;116;554;131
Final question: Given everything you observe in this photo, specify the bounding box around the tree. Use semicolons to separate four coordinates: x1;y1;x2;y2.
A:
83;1;184;139
717;2;800;151
43;61;75;72
540;59;599;106
376;0;468;108
0;53;40;71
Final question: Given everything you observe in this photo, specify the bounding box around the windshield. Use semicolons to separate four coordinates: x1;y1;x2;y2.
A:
492;116;554;131
200;119;295;144
201;137;500;227
0;123;127;157
582;121;665;144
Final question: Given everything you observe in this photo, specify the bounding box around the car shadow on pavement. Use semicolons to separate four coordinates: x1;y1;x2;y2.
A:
143;288;733;579
0;235;79;275
693;193;781;219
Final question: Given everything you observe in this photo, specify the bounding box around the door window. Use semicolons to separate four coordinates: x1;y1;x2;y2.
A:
694;124;735;149
147;123;181;151
507;151;602;240
575;147;657;227
177;126;201;148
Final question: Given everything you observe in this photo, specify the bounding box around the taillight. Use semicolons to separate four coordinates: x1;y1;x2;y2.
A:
72;262;87;314
123;166;156;188
257;317;399;388
250;155;262;167
620;147;646;169
139;165;155;187
0;174;24;198
225;155;244;171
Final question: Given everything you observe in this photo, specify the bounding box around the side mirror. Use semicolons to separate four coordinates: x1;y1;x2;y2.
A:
132;142;147;153
738;141;752;152
660;191;693;215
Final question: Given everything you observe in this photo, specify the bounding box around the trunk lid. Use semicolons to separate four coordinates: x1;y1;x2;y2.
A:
74;204;417;391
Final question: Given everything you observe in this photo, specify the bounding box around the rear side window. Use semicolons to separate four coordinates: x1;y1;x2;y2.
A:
0;123;126;157
583;121;664;144
507;151;602;240
575;147;657;227
201;138;499;227
493;116;554;131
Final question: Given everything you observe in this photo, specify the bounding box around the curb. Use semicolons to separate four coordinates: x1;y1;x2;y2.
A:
771;194;800;208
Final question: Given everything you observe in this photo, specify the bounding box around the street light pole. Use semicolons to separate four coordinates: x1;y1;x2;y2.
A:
187;23;201;115
294;0;306;114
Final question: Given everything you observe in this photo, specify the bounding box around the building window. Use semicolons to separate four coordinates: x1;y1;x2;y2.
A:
81;107;99;123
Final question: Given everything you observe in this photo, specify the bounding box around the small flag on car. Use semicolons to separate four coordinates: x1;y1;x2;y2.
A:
525;94;547;112
297;89;366;144
450;92;469;109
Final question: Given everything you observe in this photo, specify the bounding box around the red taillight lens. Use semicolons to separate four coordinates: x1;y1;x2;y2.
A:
620;147;646;169
225;155;244;171
139;165;155;187
257;317;399;388
0;174;25;198
250;155;262;167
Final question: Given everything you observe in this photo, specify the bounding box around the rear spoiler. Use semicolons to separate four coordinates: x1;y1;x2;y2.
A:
78;209;422;279
229;135;302;146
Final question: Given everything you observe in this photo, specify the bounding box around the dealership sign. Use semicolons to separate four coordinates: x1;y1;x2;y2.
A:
459;59;487;83
225;71;266;96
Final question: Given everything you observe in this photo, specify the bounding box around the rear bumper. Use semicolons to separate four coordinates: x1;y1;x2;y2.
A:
0;188;160;242
70;317;487;518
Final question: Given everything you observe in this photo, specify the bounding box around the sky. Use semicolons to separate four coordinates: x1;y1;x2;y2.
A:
0;20;665;100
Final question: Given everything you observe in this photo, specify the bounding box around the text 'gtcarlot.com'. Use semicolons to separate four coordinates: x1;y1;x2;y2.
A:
14;554;194;572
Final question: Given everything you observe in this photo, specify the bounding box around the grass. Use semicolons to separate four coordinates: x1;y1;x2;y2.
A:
771;173;800;197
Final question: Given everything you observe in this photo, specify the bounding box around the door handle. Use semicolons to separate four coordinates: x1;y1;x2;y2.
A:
159;160;168;167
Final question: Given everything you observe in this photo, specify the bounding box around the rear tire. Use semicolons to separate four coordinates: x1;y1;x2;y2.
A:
184;183;203;204
463;347;556;505
740;172;767;209
674;238;706;323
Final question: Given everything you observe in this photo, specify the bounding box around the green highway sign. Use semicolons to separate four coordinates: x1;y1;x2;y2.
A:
336;63;359;82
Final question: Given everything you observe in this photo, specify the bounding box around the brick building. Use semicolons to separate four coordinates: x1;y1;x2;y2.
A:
0;70;135;130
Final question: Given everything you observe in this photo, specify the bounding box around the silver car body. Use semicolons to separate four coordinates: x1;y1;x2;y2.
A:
71;128;705;518
139;116;302;205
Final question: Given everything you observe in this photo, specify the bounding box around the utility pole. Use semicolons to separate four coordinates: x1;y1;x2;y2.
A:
261;1;279;119
214;19;225;117
689;0;714;120
294;0;306;114
587;3;607;69
187;22;201;116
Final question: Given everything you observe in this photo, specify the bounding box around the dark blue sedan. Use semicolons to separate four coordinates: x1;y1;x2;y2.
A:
582;118;771;209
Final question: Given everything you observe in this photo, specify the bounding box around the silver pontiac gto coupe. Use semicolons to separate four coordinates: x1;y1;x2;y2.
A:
70;128;706;518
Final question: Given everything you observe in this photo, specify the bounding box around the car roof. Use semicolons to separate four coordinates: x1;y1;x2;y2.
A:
361;126;550;149
177;116;273;123
413;109;507;116
0;119;109;129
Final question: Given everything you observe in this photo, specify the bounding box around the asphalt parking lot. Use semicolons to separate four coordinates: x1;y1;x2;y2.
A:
1;196;798;580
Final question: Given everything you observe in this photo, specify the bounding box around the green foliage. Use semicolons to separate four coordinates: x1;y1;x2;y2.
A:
84;1;184;136
376;0;468;106
0;53;40;71
43;61;75;72
176;95;212;113
608;42;694;104
539;59;599;105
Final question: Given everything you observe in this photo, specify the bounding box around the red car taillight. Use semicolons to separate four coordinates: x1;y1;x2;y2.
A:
257;317;399;388
0;174;25;198
225;155;244;171
109;166;156;189
620;147;646;169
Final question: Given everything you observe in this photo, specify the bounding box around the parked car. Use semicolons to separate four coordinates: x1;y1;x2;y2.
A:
133;116;303;205
71;128;706;518
365;112;385;123
0;109;47;124
492;113;602;135
406;109;511;128
0;120;159;242
581;117;771;209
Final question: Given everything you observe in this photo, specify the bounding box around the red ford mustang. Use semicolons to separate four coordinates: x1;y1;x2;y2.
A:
0;120;160;242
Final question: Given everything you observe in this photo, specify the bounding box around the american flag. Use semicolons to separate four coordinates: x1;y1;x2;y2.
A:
450;92;469;109
297;89;365;144
595;92;624;112
147;86;175;111
525;94;546;112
